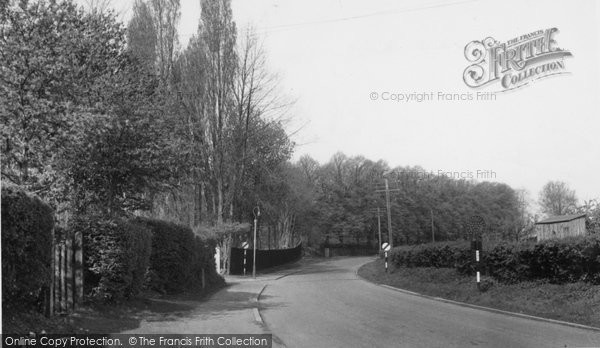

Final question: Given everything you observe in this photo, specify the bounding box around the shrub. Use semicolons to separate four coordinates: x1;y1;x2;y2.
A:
191;235;223;288
134;218;222;294
485;243;530;283
77;215;152;301
1;185;54;312
389;235;600;285
389;241;472;270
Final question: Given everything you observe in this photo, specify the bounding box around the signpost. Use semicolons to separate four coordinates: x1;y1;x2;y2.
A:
252;206;261;279
242;241;250;276
467;215;485;291
471;239;482;290
382;242;391;273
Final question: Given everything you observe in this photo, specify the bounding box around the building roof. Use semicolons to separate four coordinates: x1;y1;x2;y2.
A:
536;213;586;225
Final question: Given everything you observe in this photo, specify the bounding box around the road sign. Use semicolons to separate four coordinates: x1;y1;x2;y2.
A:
242;241;250;249
382;242;391;252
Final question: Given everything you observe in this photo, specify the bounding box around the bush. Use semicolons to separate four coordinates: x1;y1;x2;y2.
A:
135;218;222;294
1;185;54;312
191;235;223;288
389;235;600;285
77;215;152;302
389;241;472;270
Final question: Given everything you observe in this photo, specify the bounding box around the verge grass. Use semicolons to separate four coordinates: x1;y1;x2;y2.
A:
358;259;600;328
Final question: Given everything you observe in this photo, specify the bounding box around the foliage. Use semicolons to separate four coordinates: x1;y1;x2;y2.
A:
136;217;224;293
78;214;152;302
538;181;578;217
577;199;600;235
134;218;193;293
66;54;172;215
1;184;54;312
1;0;174;220
389;241;472;270
390;235;600;284
299;154;523;249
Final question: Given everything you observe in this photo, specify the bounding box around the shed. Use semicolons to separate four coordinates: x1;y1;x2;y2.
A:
535;213;587;241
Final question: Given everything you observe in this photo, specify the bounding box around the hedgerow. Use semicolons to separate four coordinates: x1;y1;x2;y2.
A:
134;218;223;294
78;215;152;301
389;235;600;284
1;185;54;312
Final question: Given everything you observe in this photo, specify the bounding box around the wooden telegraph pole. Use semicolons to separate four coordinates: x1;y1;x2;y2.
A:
375;171;401;247
384;178;393;248
377;207;382;250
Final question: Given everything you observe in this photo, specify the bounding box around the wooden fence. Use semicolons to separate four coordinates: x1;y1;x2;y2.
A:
47;231;83;315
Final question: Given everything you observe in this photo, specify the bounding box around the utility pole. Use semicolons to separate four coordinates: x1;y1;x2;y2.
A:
384;177;393;248
431;209;435;242
377;207;382;250
253;206;260;279
375;171;400;247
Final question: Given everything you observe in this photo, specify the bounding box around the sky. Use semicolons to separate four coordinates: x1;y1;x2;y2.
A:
84;0;600;206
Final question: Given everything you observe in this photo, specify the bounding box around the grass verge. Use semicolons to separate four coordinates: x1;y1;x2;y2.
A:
358;259;600;328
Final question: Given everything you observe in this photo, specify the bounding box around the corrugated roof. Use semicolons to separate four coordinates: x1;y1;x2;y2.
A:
536;213;586;224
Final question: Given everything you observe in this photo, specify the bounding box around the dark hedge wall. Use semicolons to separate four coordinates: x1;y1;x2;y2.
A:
134;217;223;294
1;185;54;312
77;215;152;301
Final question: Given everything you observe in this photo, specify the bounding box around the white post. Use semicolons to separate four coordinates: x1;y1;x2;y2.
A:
215;247;221;274
385;251;388;272
476;249;480;289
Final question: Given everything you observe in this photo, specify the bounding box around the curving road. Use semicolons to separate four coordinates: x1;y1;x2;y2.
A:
259;257;600;348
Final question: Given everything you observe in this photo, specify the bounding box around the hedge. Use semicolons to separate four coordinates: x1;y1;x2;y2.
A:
389;241;473;272
134;217;222;294
77;215;152;301
485;236;600;284
389;235;600;284
1;185;54;312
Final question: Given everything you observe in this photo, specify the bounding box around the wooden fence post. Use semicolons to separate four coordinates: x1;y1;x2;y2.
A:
75;231;83;307
49;229;55;316
54;243;60;314
60;242;66;313
66;237;73;310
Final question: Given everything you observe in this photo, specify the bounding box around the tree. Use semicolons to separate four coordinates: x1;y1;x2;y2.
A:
67;53;172;216
127;0;157;67
1;0;93;190
577;199;600;234
148;0;294;273
127;0;180;85
1;0;174;221
538;181;578;217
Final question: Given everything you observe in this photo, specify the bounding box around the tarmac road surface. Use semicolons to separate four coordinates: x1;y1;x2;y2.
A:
120;256;600;348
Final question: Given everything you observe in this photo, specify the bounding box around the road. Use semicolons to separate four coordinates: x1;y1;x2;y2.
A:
121;257;600;347
259;257;600;348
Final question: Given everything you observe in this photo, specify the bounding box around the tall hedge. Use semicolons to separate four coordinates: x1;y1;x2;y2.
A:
134;218;222;294
1;185;54;312
389;235;600;284
76;215;152;301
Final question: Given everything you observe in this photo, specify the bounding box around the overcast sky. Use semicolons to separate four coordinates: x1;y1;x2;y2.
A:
86;0;600;205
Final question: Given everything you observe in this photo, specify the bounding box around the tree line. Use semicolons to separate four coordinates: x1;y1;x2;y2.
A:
279;154;600;248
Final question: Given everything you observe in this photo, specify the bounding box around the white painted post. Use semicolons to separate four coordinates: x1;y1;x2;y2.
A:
215;247;221;274
476;249;480;290
385;251;388;272
382;242;391;273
